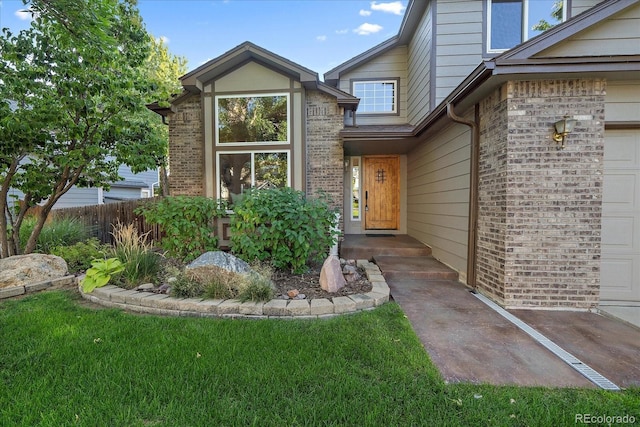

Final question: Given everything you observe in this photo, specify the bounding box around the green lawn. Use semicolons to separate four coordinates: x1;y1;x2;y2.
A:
1;292;638;426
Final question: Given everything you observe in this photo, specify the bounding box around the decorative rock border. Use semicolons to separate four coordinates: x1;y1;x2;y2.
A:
0;275;76;300
79;260;390;319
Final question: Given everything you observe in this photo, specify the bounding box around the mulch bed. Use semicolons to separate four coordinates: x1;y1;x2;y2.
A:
271;264;372;300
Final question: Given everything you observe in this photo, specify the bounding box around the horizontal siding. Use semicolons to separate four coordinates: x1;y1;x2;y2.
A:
606;80;640;122
338;46;408;125
435;0;483;106
116;165;157;185
53;186;100;209
407;2;432;125
538;2;640;57
407;121;471;280
571;0;602;16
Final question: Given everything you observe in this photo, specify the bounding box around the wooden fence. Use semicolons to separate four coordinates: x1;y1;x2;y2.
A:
50;198;163;245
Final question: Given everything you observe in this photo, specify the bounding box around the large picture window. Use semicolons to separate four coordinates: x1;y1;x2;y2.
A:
488;0;565;52
217;151;289;203
353;80;397;114
216;94;289;145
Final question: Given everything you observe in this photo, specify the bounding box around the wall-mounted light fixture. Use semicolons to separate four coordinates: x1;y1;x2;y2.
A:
552;116;577;150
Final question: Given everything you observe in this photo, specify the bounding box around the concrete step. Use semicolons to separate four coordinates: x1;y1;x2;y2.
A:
340;235;432;261
374;255;459;281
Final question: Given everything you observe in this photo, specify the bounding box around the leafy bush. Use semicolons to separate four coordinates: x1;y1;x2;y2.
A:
80;258;124;293
20;216;90;253
230;188;339;273
136;196;227;262
110;222;162;289
50;238;110;273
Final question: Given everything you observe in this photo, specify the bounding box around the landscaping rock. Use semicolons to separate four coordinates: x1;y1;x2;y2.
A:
0;254;68;289
187;251;251;274
320;255;346;293
287;289;299;298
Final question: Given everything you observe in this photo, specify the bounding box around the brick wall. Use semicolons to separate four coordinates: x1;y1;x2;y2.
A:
477;79;606;309
305;90;344;228
167;95;204;196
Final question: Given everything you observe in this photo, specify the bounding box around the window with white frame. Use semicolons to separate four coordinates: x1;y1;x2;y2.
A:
215;94;289;145
353;80;397;114
488;0;565;52
217;151;289;204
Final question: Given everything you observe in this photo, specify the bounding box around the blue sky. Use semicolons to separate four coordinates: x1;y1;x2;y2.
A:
0;0;407;78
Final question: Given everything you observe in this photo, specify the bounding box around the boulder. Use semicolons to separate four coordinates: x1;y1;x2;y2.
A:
320;255;346;293
186;251;251;274
185;251;273;291
0;254;68;289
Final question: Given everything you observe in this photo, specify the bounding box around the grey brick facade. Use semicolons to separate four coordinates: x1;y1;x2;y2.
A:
477;79;606;309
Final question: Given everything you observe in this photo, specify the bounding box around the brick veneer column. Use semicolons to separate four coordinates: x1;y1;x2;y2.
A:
167;95;204;196
477;79;606;309
305;90;344;230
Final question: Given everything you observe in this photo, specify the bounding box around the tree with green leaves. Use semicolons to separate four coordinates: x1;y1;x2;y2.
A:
532;1;564;32
0;0;177;257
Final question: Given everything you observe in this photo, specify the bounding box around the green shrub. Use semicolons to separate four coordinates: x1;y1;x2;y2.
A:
237;266;274;302
20;216;89;253
110;222;162;289
136;196;227;262
203;276;236;300
230;188;339;273
170;274;205;298
50;238;110;273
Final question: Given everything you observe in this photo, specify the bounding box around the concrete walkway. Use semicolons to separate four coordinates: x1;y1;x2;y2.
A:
341;235;640;388
385;271;640;388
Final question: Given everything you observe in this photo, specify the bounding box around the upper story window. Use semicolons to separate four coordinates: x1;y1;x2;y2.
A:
353;80;398;114
488;0;565;52
216;94;289;145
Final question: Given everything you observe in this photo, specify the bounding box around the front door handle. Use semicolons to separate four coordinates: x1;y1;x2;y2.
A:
365;190;369;211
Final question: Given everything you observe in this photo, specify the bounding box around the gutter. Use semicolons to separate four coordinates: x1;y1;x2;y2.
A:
446;102;479;290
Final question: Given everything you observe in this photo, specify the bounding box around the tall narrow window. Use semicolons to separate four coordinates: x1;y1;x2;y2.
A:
353;80;397;114
351;157;361;221
488;0;564;52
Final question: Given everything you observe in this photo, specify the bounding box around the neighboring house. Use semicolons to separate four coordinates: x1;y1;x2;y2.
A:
8;164;157;210
150;0;640;310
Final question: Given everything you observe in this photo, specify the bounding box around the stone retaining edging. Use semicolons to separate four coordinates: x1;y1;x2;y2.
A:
0;275;77;300
80;260;390;319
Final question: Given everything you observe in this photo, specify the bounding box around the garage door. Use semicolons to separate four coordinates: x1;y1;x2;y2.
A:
600;130;640;302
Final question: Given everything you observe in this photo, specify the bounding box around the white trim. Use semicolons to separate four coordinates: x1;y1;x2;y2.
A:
487;0;566;53
97;187;104;205
214;93;290;146
350;157;361;221
352;80;397;114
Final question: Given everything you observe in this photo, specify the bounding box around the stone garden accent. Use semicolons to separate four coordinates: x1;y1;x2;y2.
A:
80;259;389;319
0;254;68;289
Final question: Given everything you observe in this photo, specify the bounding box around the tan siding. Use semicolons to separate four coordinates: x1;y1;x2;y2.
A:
215;61;291;92
606;80;640;122
407;122;470;281
407;3;432;124
435;0;483;106
338;46;408;125
571;0;603;16
537;3;640;57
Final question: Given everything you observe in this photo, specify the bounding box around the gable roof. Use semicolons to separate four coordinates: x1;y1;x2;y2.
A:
177;41;358;110
324;0;427;86
340;0;640;150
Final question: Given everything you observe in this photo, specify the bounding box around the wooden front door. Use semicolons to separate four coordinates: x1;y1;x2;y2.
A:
363;156;399;230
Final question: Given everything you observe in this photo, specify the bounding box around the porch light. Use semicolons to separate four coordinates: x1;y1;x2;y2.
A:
552;116;577;150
